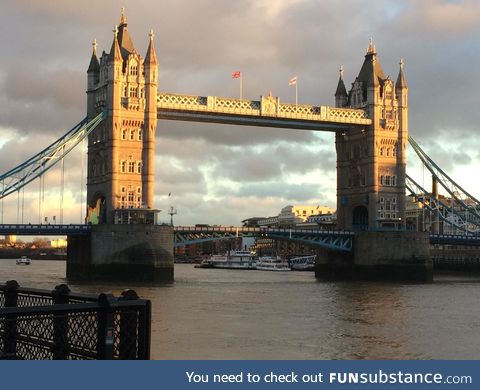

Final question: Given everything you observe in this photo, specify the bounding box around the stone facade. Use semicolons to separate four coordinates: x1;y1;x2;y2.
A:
335;41;408;231
86;11;158;224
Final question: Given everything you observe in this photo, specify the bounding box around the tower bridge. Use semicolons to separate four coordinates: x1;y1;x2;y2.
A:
1;11;479;281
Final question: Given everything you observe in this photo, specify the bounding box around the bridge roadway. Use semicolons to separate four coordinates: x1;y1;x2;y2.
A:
157;93;371;131
1;224;479;249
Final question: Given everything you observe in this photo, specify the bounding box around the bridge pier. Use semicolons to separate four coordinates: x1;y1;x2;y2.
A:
315;231;433;282
67;224;174;282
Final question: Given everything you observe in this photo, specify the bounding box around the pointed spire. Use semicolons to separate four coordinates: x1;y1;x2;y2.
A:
335;65;347;97
396;58;408;90
116;8;135;58
87;38;100;73
109;25;122;62
145;29;158;65
120;7;127;25
366;37;376;55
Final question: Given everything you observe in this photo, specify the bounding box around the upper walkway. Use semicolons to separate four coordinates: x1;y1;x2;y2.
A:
157;93;371;131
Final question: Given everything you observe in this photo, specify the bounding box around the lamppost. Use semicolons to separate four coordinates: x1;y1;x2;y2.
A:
168;206;177;226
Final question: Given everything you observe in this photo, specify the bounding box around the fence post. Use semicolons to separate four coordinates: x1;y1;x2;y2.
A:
118;289;139;359
97;293;115;360
51;284;70;360
3;280;20;358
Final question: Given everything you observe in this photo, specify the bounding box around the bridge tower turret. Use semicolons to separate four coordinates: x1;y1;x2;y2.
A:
335;40;407;231
85;11;159;224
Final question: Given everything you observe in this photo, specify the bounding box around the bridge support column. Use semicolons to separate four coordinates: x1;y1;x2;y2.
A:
67;224;174;282
315;231;432;282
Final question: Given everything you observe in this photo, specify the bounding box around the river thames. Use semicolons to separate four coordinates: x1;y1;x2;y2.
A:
1;260;479;360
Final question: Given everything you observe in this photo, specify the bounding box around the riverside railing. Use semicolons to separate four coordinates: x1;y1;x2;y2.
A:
0;280;151;360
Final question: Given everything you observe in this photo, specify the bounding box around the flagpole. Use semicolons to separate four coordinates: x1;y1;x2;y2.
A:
295;82;298;106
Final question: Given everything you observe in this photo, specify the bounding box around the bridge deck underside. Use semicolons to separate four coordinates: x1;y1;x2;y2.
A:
158;109;354;131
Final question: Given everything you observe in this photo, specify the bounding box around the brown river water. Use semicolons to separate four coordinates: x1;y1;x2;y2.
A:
1;259;479;359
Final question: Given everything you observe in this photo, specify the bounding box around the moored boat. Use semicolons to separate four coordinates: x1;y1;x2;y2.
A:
289;254;316;271
195;250;256;269
16;256;32;265
255;256;291;271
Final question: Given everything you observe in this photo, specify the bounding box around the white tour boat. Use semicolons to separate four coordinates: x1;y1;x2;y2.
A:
289;254;317;271
16;256;32;265
196;250;257;269
255;256;291;272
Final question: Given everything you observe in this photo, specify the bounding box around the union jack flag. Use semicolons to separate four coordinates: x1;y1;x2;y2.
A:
232;71;241;79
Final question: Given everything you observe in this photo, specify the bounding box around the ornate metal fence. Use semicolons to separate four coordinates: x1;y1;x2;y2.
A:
0;281;151;360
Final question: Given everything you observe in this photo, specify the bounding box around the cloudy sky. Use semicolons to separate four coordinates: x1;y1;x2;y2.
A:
0;0;479;226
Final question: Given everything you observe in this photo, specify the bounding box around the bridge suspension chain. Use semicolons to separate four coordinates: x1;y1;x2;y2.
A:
0;111;106;201
408;135;480;225
405;174;480;234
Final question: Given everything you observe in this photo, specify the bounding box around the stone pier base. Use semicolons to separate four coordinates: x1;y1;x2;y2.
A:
315;231;433;282
67;224;174;282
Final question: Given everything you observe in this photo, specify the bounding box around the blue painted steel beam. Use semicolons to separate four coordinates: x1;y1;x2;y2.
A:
0;224;91;236
430;234;480;246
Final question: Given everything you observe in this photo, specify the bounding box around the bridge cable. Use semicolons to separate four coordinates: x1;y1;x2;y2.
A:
60;145;65;224
408;136;480;223
0;111;106;202
406;174;477;234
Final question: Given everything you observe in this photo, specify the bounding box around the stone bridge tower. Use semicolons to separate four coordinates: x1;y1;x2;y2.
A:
335;40;408;231
69;11;173;282
86;11;158;224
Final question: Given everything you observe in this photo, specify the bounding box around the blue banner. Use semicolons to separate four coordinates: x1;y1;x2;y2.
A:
0;360;477;389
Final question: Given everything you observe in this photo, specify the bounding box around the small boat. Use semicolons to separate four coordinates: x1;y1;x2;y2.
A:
16;256;32;265
289;255;317;271
255;256;291;271
195;250;257;270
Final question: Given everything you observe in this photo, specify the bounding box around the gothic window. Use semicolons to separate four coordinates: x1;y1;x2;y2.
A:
129;86;138;98
129;65;138;76
122;129;127;140
128;162;135;173
138;129;143;141
123;86;127;97
128;191;135;203
140;88;145;98
137;187;141;194
392;175;396;186
130;130;135;141
121;186;126;193
392;147;396;157
120;161;126;173
380;175;384;185
386;148;390;157
385;176;391;186
380;197;385;204
380;147;384;156
137;162;142;174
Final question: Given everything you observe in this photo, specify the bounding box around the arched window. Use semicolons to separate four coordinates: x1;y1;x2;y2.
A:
137;162;142;174
128;161;135;173
121;129;127;140
129;86;138;98
130;130;135;141
120;161;126;173
138;129;142;141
